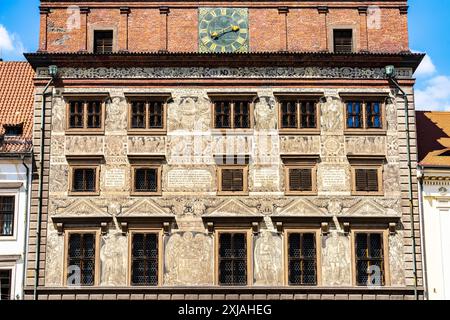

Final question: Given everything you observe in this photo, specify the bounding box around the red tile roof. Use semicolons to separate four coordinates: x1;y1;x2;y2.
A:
0;61;35;154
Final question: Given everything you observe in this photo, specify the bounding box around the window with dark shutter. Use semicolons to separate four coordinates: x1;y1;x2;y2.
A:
288;233;317;285
94;30;113;53
218;233;247;286
72;168;97;193
221;168;244;192
0;196;14;237
289;169;313;192
355;169;379;192
134;168;158;193
334;29;353;53
68;100;103;130
355;233;385;286
67;233;96;286
0;269;12;300
131;233;159;286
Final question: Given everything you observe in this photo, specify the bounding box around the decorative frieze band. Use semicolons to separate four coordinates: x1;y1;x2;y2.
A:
36;66;413;80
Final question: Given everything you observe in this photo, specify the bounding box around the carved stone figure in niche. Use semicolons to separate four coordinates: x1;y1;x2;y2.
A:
164;232;213;285
322;231;351;286
45;224;64;286
254;96;277;130
169;95;211;131
106;95;127;131
100;228;128;286
51;97;66;133
254;231;283;286
320;96;343;132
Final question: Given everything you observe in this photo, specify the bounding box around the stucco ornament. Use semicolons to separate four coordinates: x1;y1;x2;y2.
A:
45;223;64;286
280;136;320;154
384;164;401;197
322;231;351;286
164;232;214;285
320;96;343;132
127;136;165;154
168;95;211;131
254;96;277;130
100;228;128;286
51;96;66;133
346;136;386;155
65;136;104;155
105;95;127;132
254;231;283;286
389;231;405;286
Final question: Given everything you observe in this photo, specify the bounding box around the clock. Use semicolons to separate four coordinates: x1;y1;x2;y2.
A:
199;8;249;53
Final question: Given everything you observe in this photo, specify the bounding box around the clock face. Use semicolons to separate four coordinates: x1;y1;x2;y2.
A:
199;8;249;53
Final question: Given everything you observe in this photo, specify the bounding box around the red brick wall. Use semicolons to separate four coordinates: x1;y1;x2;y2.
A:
39;2;410;53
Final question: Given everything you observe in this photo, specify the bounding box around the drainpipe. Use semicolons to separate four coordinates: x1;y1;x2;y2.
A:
21;154;31;300
386;68;419;300
34;65;57;300
417;165;428;299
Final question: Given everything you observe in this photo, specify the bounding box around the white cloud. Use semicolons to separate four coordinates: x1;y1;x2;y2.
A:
415;75;450;111
414;54;436;78
0;24;25;59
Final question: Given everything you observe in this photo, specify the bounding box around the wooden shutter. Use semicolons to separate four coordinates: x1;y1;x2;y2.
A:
366;169;379;192
289;168;312;192
221;169;244;192
355;169;379;192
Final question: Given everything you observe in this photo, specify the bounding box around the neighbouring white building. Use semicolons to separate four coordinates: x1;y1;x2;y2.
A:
0;61;34;300
417;111;450;300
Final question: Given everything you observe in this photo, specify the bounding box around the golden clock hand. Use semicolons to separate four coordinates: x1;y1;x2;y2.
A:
211;26;240;39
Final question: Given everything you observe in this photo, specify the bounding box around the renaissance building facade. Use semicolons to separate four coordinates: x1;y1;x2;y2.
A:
25;0;424;300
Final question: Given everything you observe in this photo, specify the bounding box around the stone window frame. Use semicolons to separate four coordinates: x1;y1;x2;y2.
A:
64;95;108;135
126;94;170;136
328;25;359;53
127;228;164;287
209;93;256;133
350;160;384;196
88;26;118;53
214;228;253;286
216;165;249;196
68;164;101;196
350;228;391;287
275;94;322;135
63;228;101;287
282;156;319;196
341;94;388;135
130;165;163;196
284;228;322;286
0;192;19;240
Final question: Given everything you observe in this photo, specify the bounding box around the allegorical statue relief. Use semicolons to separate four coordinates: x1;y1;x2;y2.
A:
254;96;277;130
322;231;351;286
164;232;213;286
320;96;343;132
254;231;283;286
100;228;128;286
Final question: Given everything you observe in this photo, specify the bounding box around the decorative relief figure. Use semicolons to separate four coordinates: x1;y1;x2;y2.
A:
100;228;128;286
164;232;214;285
127;136;166;154
386;100;398;131
50;136;65;158
105;136;126;157
105;95;127;132
49;165;68;193
383;164;401;197
280;136;320;154
389;231;405;286
167;135;212;165
346;136;386;155
387;135;399;157
45;223;64;286
254;96;277;130
51;97;66;133
254;231;283;286
321;136;345;159
321;231;351;286
65;136;104;155
320;96;343;133
168;95;211;132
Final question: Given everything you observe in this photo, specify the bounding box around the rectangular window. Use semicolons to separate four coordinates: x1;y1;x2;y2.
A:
279;99;318;130
334;29;353;53
132;167;160;194
67;233;96;286
355;168;379;192
129;99;165;131
217;166;249;195
71;167;98;194
0;196;14;236
218;232;248;286
94;30;113;54
214;100;251;129
345;100;384;130
68;100;104;131
284;161;318;196
289;168;313;192
3;124;23;136
288;232;317;285
0;270;12;300
355;232;385;286
131;233;159;286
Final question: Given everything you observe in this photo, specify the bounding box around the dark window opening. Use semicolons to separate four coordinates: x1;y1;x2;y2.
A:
67;233;96;286
72;168;96;192
218;233;247;286
149;101;164;128
334;29;353;53
134;168;158;193
281;101;297;128
300;101;317;128
221;168;244;192
3;124;23;136
0;196;14;236
280;100;317;129
94;30;113;54
355;168;379;192
131;233;159;286
366;102;382;128
289;168;313;192
68;101;103;130
234;101;250;129
215;101;231;129
355;233;385;286
0;270;12;300
288;233;317;285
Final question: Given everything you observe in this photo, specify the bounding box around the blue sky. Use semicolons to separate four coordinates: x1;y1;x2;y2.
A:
0;0;449;110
